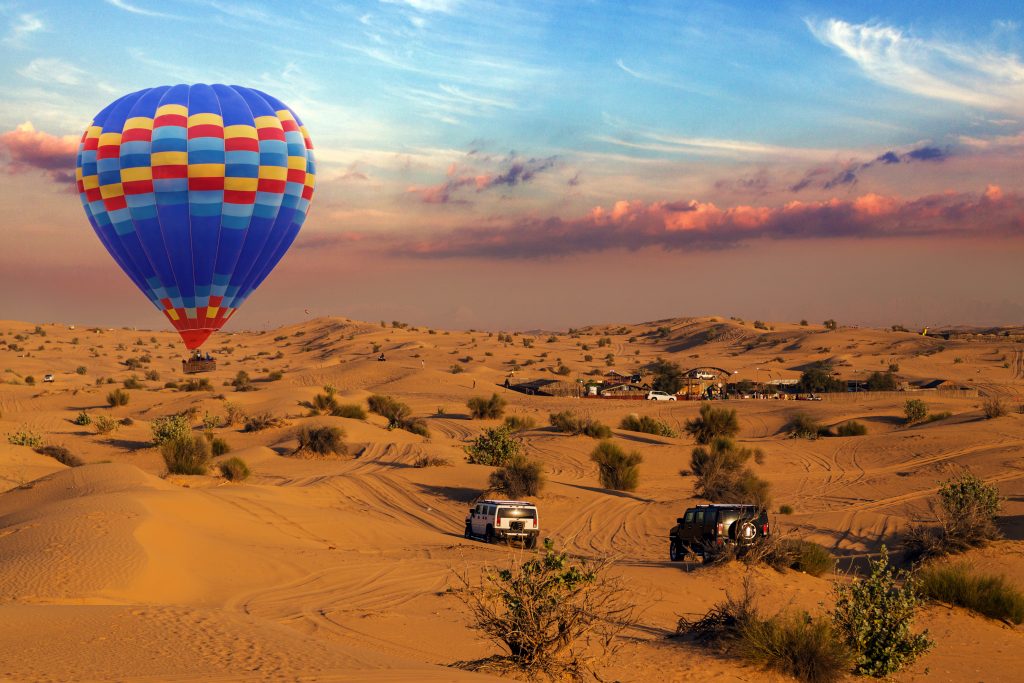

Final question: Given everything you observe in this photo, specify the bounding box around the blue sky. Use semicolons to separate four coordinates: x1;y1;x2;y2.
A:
1;0;1023;329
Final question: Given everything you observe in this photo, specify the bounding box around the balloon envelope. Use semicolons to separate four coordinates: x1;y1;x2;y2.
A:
75;84;315;349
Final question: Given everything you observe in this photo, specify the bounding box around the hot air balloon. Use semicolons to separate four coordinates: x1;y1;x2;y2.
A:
75;84;315;349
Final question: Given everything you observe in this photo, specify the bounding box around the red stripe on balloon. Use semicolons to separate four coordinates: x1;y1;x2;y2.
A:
287;169;306;184
152;165;187;179
257;127;285;141
187;124;224;140
257;179;286;193
224;190;256;204
121;128;152;143
122;180;154;195
225;137;259;152
154;114;187;128
97;145;121;160
188;176;225;191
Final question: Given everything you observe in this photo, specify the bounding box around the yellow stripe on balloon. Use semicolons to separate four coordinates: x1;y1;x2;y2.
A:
254;116;281;129
287;156;306;170
257;166;287;180
187;163;225;178
100;183;124;199
98;132;122;147
124;117;154;131
120;167;153;182
155;104;188;118
152;151;188;166
187;112;224;127
224;177;258;191
224;124;258;139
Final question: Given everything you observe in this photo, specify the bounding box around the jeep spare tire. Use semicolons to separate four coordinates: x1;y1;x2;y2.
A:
738;521;758;542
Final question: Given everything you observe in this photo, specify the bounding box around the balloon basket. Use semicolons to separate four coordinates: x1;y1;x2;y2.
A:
182;359;217;374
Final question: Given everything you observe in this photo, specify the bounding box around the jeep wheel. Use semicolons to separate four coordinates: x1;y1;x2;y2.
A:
669;539;683;562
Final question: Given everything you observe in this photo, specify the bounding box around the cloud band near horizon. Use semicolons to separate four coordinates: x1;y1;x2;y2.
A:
296;185;1022;259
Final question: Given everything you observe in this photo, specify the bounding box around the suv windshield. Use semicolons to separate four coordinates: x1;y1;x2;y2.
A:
497;507;536;519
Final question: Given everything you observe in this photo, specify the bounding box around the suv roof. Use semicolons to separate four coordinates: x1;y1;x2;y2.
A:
479;499;535;506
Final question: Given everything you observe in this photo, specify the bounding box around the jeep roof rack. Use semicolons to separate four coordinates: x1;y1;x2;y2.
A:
480;499;535;506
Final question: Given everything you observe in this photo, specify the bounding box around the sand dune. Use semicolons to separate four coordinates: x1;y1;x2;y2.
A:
1;316;1022;681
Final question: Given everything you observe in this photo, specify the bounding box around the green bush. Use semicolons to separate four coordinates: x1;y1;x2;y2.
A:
161;435;211;475
691;437;770;506
465;425;522;466
831;548;932;677
368;394;427;436
7;430;43;447
779;504;794;515
34;444;83;467
232;370;255;392
904;399;928;424
180;378;212;392
218;456;249;481
295;425;347;456
503;415;536;432
737;612;853;683
982;396;1007;419
75;366;87;375
123;375;143;389
106;388;130;406
590;440;642;491
73;411;92;426
685;403;739;444
302;391;366;419
619;413;677;437
24;375;35;385
210;437;231;457
449;363;465;374
760;539;836;577
917;564;1024;624
904;472;1002;562
836;420;867;437
548;410;611;438
489;454;545;498
93;415;119;434
467;393;506;419
412;455;451;467
151;413;191;446
144;369;160;381
787;412;827;439
266;371;283;381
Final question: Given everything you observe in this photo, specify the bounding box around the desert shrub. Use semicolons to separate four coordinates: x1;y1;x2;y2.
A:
454;541;636;680
903;472;1001;562
161;435;211;475
144;369;160;381
779;504;794;515
295;425;347;456
93;415;119;434
223;401;244;426
923;411;953;423
106;388;130;406
24;375;35;385
466;425;522;466
737;612;853;683
75;366;87;375
218;456;249;481
34;444;84;467
489;454;545;498
151;413;191;446
548;410;612;438
982;396;1007;419
302;391;366;419
468;393;506;419
831;548;932;677
903;399;927;424
685;403;739;444
243;412;283;432
677;577;759;645
917;564;1024;625
123;375;143;389
503;415;536;432
865;370;897;391
73;411;92;426
202;412;222;430
691;437;770;506
412;454;451;467
164;381;179;390
210;437;231;456
232;370;255;392
7;430;43;447
266;371;283;381
755;538;836;577
590;440;641;491
403;417;430;437
367;394;426;435
787;412;827;439
835;420;867;437
120;417;134;426
180;378;212;392
649;358;684;394
450;363;465;374
619;413;677;437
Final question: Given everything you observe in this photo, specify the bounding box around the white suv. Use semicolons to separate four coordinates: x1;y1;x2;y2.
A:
465;499;539;548
646;390;676;401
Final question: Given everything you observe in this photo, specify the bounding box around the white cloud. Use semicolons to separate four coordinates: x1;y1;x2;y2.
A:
4;13;43;46
380;0;458;13
808;18;1024;114
104;0;179;18
18;58;87;86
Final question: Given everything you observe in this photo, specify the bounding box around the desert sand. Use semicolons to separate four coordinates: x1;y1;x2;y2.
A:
1;316;1022;682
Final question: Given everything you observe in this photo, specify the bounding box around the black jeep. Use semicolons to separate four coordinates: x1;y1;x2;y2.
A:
668;504;769;561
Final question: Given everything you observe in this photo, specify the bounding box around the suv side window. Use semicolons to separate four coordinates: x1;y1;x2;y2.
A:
695;509;704;525
683;510;694;524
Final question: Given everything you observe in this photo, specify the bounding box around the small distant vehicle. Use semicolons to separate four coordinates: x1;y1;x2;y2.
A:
465;499;539;548
377;353;386;362
669;504;769;561
646;390;677;401
42;374;55;383
693;371;717;380
798;393;823;401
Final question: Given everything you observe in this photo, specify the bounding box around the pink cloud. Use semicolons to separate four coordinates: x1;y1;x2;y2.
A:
406;155;559;204
0;122;78;184
349;186;1024;258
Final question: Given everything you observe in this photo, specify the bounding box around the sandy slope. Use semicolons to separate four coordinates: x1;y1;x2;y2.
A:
0;316;1022;682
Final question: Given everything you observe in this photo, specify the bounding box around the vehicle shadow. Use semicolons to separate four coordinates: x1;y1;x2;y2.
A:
415;483;482;504
558;481;656;503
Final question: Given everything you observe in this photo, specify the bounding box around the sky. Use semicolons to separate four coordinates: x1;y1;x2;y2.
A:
1;0;1023;331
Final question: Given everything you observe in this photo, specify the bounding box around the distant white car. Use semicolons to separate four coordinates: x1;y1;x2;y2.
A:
646;390;677;401
42;374;55;383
